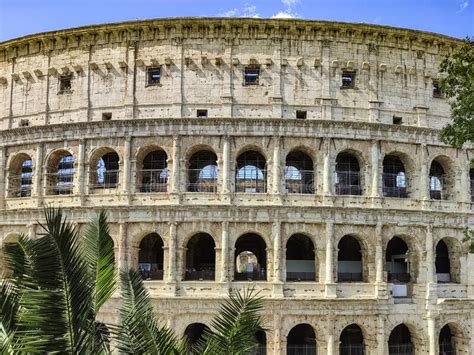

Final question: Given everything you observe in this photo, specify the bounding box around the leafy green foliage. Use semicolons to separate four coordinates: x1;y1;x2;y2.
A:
439;37;474;148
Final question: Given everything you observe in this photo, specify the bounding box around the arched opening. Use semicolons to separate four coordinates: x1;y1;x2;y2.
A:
188;150;218;192
138;233;164;280
286;234;316;281
285;151;314;194
335;152;362;195
252;329;267;355
46;151;74;195
0;235;20;278
439;324;456;355
184;323;210;353
138;149;168;193
383;155;407;198
339;324;365;355
337;236;363;282
8;154;33;198
470;167;473;203
429;160;447;200
436;240;452;283
388;324;413;355
386;237;411;283
287;324;317;355
235;151;267;193
91;151;120;189
234;234;267;281
185;233;216;281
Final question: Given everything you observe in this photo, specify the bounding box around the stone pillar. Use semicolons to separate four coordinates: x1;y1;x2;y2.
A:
122;136;131;197
222;136;231;194
371;140;380;197
426;224;437;301
167;222;177;283
220;221;229;282
28;223;37;240
170;135;180;200
272;137;281;195
118;222;128;271
325;221;336;297
375;222;384;283
323;138;332;196
427;315;436;355
271;37;283;118
0;145;6;209
33;143;44;204
376;314;386;355
273;220;282;283
419;144;429;201
76;139;86;200
320;40;333;121
221;38;233;117
273;312;282;355
459;157;470;204
326;334;334;355
172;38;184;118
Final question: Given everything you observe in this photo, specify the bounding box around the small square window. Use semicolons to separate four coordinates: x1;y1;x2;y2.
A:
341;71;356;89
244;67;260;86
432;80;442;98
102;112;112;121
393;116;403;125
20;119;29;127
197;109;208;118
59;75;72;93
296;110;307;120
146;67;161;86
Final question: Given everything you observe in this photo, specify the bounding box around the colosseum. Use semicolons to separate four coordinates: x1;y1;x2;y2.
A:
0;17;473;354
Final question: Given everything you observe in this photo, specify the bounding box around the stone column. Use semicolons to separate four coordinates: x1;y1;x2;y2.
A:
172;37;184;118
33;143;44;203
325;221;336;297
118;222;128;271
76;139;86;200
326;334;334;355
167;222;177;283
419;144;429;201
375;223;384;283
323;138;332;196
170;135;180;200
371;140;380;197
220;221;229;282
376;314;386;355
122;136;131;197
273;220;282;283
271;37;283;118
0;145;6;209
272;137;281;195
427;315;436;355
222;136;231;194
459;157;470;203
426;224;437;301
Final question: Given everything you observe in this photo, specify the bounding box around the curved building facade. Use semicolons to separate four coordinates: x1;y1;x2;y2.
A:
0;18;473;354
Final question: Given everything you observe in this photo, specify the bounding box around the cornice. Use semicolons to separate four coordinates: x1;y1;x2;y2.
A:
0;18;463;61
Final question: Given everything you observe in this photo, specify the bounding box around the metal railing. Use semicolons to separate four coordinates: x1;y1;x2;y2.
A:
184;269;216;281
285;169;315;194
339;344;365;355
286;272;317;282
137;169;168;193
287;344;317;355
439;342;455;355
234;270;267;281
337;273;363;282
334;171;362;196
235;169;267;193
90;170;120;189
139;269;164;281
383;173;408;198
429;175;449;200
247;344;266;355
46;172;74;195
387;273;411;283
8;175;33;197
188;169;218;192
388;343;413;355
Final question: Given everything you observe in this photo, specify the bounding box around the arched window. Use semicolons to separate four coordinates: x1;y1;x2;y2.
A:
184;323;210;353
138;233;164;280
388;324;413;355
91;151;120;189
285;151;314;194
234;234;267;281
335;153;361;195
138;150;168;193
429;160;447;200
286;234;316;281
337;236;363;282
439;325;455;355
287;324;316;355
46;151;74;195
436;240;451;283
185;233;216;281
339;324;365;355
253;329;267;355
8;154;33;197
386;237;411;283
235;151;267;193
188;150;218;192
383;155;407;198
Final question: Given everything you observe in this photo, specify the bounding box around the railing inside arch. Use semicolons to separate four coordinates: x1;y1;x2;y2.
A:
429;175;449;200
287;344;317;355
247;344;266;355
339;344;365;355
382;173;408;198
286;271;317;282
234;270;267;281
388;343;414;355
235;167;267;193
8;175;33;197
285;168;315;194
90;170;120;189
137;168;168;192
187;168;218;193
45;172;74;195
334;171;362;196
439;341;455;355
184;269;216;281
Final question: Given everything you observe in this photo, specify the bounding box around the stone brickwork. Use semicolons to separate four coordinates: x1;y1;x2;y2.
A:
0;18;473;354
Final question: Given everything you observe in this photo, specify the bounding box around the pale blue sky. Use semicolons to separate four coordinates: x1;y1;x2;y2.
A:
0;0;472;42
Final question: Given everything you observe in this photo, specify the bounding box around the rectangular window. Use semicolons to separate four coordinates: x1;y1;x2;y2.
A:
196;109;208;118
102;112;112;121
393;116;403;125
432;80;442;98
146;67;161;86
59;75;72;94
244;67;260;86
20;119;29;127
341;71;356;89
296;110;307;120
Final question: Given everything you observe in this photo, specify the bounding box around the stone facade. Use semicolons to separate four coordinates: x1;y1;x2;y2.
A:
0;18;473;354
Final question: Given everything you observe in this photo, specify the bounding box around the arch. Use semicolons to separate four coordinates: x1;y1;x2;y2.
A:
285;150;315;194
286;234;316;281
339;324;365;355
0;233;20;278
287;323;317;355
388;324;413;355
89;148;120;189
253;329;267;355
335;151;362;196
188;150;218;193
234;233;267;281
439;324;455;355
436;237;461;283
8;153;33;198
184;323;210;353
137;148;168;193
337;235;363;282
385;237;411;284
138;233;164;280
429;156;455;200
438;322;469;354
382;154;408;198
235;150;267;193
45;149;74;195
185;233;216;281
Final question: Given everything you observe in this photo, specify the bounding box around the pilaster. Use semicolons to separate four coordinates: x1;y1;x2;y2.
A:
325;221;336;297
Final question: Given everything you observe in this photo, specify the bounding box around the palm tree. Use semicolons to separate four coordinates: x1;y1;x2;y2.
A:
0;208;265;354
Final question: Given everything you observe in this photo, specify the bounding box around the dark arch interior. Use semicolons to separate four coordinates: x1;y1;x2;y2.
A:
388;324;413;355
339;324;364;355
48;153;74;195
287;324;316;355
386;237;410;283
337;235;362;282
286;234;316;281
383;155;407;198
253;329;267;354
138;233;164;280
429;160;446;200
439;325;455;354
185;233;216;280
188;150;218;192
235;151;267;193
140;150;168;192
96;152;119;188
184;323;210;352
17;158;33;197
435;240;451;282
335;152;361;195
234;234;267;281
285;151;314;194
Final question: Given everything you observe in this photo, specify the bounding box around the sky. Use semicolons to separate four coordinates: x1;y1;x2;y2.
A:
0;0;473;42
